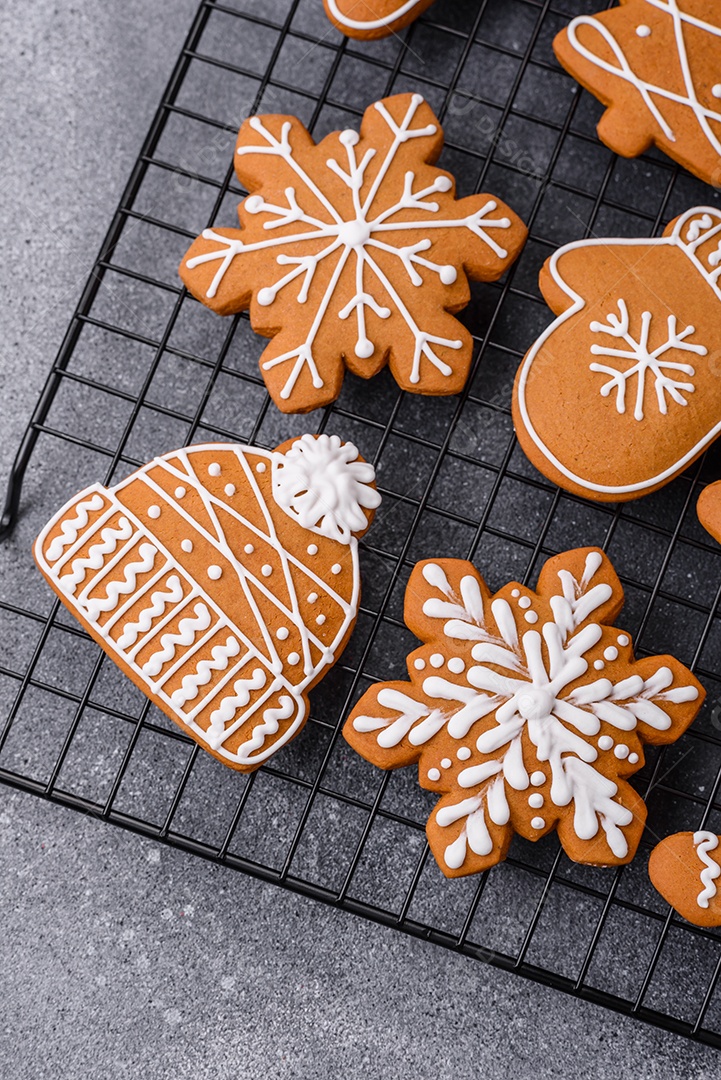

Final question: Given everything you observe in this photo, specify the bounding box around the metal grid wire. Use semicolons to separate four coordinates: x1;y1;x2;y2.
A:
2;0;721;1046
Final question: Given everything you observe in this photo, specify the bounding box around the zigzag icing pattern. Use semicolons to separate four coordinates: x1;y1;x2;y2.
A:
237;694;296;759
171;635;241;706
60;517;134;591
116;575;185;650
142;603;212;677
85;543;157;621
694;830;721;908
207;668;268;748
46;494;105;562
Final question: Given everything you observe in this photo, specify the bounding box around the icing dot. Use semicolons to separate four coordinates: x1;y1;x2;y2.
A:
276;627;289;640
244;544;254;555
308;545;318;556
511;589;520;597
287;652;300;665
617;634;629;647
447;657;465;674
528;793;544;809
628;752;639;764
531;771;545;786
614;743;630;760
262;564;273;577
174;486;186;498
428;768;441;782
636;24;651;37
594;660;605;670
714;85;721;99
255;462;266;474
307;592;318;603
531;817;546;831
148;505;161;519
457;747;471;761
316;614;326;626
518;596;531;609
331;563;342;575
430;653;444;668
598;735;614;751
604;646;618;662
441;758;452;769
440;265;457;285
224;483;236;497
208;463;221;476
207;565;222;580
181;539;193;553
414;658;426;670
524;611;538;624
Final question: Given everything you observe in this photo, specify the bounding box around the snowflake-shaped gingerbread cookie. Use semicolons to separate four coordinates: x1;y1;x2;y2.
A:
345;548;703;878
180;93;527;413
554;1;721;186
513;207;721;502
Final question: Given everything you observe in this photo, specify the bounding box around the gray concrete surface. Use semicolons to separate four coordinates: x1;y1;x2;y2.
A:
0;2;720;1077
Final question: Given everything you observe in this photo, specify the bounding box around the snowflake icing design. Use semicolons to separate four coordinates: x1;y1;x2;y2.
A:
588;299;707;421
345;549;702;877
180;93;526;411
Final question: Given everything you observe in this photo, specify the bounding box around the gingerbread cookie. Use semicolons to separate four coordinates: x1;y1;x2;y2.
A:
649;831;721;927
180;93;527;413
34;435;380;771
554;1;721;187
513;206;721;502
345;548;703;878
697;480;721;543
323;0;435;39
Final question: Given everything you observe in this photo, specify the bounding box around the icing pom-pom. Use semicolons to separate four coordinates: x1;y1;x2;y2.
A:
272;433;381;543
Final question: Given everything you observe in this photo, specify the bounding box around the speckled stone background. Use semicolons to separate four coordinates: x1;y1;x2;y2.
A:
1;2;720;1076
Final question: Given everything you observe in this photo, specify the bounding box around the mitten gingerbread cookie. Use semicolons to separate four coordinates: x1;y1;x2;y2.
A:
513;207;721;502
323;0;435;39
554;1;721;186
345;548;703;878
180;93;527;413
35;435;380;771
649;831;721;927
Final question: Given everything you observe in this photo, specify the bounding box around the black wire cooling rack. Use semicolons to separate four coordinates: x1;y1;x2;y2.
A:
3;0;721;1047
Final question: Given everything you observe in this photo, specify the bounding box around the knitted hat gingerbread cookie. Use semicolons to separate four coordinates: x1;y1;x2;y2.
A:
345;548;703;878
180;93;527;413
554;1;721;186
323;0;435;39
649;831;721;927
34;435;380;771
513;207;721;502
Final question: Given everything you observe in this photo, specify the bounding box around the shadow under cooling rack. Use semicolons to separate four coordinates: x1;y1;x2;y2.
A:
2;0;721;1048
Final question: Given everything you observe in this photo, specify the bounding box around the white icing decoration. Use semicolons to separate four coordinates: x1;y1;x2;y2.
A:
208;565;222;580
524;611;538;624
256;462;266;473
428;767;441;781
35;439;371;769
326;0;425;32
714;85;721;99
598;735;613;751
175;486;186;498
353;551;699;870
518;596;531;609
245;544;254;554
262;564;273;577
628;752;639;764
332;564;342;575
516;206;721;495
588;300;704;421
457;747;471;760
276;627;289;640
225;484;236;496
604;646;619;661
594;659;605;670
448;657;465;673
414;658;426;670
441;757;452;769
148;505;161;519
617;634;629;646
528;793;544;809
693;831;720;909
430;653;444;668
272;434;379;544
566;4;721;151
208;463;221;476
308;592;318;603
185;96;514;399
614;743;629;759
316;614;326;625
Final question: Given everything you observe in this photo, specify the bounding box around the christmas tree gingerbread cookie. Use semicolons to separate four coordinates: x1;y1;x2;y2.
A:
322;0;435;39
34;435;380;771
650;831;721;927
513;207;721;502
345;548;703;878
180;93;527;413
554;1;721;186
